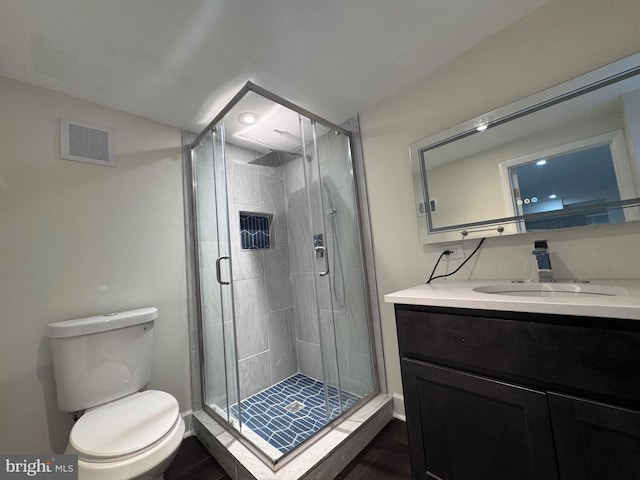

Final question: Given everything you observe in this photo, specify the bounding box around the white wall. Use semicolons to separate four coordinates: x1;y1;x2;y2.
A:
0;76;190;454
359;0;640;401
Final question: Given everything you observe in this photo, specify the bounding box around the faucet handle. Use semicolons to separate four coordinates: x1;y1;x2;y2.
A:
534;240;548;250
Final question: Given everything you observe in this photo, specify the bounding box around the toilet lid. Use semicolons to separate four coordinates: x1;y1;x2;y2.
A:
70;390;179;460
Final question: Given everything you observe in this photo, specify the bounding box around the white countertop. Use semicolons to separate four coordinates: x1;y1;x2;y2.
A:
384;280;640;320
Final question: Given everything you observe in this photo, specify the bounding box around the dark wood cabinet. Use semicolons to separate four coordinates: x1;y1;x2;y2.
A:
549;393;640;480
402;359;557;480
395;305;640;480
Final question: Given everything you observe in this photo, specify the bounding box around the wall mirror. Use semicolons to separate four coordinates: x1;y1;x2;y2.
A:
409;53;640;244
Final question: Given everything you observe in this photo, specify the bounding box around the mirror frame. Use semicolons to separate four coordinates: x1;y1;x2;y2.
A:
409;52;640;244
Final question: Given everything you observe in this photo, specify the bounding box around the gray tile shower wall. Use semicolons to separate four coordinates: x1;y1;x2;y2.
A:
283;154;323;386
237;351;271;401
264;244;293;311
315;127;376;397
282;125;377;398
224;117;382;403
225;143;298;400
286;203;312;274
291;273;320;344
267;307;297;382
233;277;268;359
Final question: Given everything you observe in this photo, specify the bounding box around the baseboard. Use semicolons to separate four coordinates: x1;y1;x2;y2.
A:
181;409;194;437
392;393;406;422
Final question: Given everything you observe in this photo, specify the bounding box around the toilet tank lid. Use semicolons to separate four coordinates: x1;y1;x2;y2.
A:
47;307;158;338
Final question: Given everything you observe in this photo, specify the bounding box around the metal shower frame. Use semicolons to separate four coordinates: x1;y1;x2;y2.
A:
187;80;380;469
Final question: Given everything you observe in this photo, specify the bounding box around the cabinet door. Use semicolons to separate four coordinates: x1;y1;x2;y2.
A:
402;359;558;480
549;392;640;480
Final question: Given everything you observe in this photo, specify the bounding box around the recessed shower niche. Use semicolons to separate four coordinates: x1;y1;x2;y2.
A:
185;82;389;476
239;212;273;250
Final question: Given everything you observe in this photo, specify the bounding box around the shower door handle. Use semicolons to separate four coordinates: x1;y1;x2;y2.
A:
315;246;330;276
216;256;230;285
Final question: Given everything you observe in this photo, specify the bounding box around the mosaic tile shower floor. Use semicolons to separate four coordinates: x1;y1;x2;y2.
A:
229;373;361;454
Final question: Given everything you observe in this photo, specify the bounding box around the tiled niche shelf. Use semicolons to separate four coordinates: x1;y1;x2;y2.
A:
240;212;273;250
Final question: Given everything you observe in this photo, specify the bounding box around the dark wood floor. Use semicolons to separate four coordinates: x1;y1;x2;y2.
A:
164;435;230;480
165;419;411;480
335;419;411;480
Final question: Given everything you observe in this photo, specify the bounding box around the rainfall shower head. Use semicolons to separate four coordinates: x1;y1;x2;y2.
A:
249;150;299;167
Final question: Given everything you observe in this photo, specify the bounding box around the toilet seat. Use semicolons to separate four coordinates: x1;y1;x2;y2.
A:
70;390;179;463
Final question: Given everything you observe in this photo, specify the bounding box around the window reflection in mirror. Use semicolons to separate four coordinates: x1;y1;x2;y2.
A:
410;53;640;243
507;140;624;232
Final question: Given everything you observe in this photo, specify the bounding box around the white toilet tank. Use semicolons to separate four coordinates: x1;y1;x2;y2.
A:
47;307;158;412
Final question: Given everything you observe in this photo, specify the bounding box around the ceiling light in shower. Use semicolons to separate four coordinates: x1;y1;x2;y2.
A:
238;112;260;126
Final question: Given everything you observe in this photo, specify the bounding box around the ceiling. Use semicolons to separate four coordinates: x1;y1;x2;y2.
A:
0;0;548;133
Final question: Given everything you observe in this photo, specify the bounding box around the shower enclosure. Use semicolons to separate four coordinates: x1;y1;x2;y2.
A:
188;83;377;466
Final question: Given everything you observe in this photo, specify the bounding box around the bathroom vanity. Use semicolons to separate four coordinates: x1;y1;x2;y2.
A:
385;281;640;480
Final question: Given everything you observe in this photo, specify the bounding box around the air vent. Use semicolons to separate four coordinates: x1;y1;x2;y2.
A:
60;119;115;167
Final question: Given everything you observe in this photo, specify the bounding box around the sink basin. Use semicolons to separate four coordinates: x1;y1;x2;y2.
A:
473;283;628;298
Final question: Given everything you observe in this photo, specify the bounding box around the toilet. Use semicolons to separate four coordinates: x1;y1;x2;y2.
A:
47;307;185;480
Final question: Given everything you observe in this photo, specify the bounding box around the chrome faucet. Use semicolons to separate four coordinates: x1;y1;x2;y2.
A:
532;240;555;282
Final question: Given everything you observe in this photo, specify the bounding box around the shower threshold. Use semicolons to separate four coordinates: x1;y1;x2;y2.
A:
227;373;361;455
193;391;393;479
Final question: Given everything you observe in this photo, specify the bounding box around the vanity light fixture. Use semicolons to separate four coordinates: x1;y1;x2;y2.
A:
238;112;260;126
536;159;547;166
476;124;488;132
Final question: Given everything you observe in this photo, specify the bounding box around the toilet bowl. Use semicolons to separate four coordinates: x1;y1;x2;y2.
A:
66;391;185;480
47;308;185;480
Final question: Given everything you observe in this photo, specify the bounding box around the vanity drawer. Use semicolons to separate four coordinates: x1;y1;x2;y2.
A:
395;305;640;407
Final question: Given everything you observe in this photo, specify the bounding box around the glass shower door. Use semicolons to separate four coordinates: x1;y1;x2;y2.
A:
190;85;378;464
311;122;376;410
192;126;239;426
296;116;340;425
299;116;375;423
